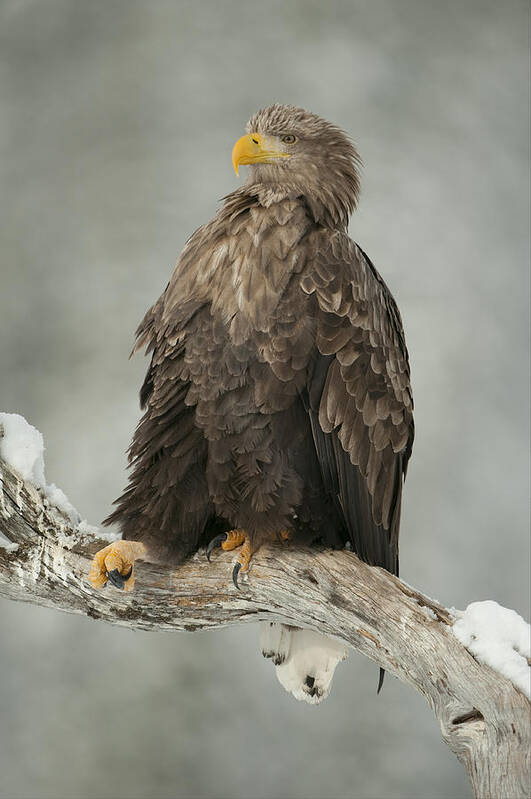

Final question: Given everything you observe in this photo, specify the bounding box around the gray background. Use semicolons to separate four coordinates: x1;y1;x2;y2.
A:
0;1;529;798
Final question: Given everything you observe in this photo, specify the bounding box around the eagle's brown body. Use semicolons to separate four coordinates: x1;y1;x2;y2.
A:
106;171;413;576
97;105;414;702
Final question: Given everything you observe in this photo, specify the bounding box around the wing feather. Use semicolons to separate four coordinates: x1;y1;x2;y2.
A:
305;232;414;575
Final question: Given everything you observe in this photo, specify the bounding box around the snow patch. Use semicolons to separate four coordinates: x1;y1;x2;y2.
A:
0;413;109;538
0;412;83;524
44;484;80;525
421;605;438;621
0;413;45;486
452;600;530;699
76;520;118;544
411;597;440;621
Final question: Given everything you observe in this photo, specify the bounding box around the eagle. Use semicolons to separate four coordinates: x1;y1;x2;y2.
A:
89;104;414;703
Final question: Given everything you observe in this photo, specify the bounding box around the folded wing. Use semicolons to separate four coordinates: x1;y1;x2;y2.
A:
303;232;414;575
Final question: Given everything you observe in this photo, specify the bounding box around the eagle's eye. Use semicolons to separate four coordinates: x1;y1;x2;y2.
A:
280;134;297;144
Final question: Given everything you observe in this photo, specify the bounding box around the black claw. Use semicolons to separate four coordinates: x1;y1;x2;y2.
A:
377;667;385;694
232;561;241;590
107;568;126;589
206;533;228;562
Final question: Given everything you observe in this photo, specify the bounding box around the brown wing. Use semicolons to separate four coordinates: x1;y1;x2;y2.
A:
102;209;224;560
302;232;414;575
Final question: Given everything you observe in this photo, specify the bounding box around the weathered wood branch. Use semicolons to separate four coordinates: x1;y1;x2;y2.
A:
0;454;529;798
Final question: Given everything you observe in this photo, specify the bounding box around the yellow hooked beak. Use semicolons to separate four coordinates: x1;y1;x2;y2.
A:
232;132;291;176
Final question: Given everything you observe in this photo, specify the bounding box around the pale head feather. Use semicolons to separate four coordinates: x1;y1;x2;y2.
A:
243;104;362;229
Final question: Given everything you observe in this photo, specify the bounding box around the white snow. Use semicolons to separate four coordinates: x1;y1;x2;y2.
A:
421;605;438;621
0;413;117;547
452;600;531;699
0;412;46;486
44;483;81;525
0;412;80;526
76;519;118;544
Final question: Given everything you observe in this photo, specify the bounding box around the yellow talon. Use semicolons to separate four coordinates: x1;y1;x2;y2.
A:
236;536;252;573
221;529;246;552
88;540;146;591
206;527;290;588
231;534;254;589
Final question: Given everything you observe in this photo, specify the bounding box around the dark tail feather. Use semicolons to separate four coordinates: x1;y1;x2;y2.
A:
377;667;385;694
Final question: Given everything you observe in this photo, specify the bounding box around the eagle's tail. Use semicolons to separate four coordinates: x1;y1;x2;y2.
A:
259;622;348;704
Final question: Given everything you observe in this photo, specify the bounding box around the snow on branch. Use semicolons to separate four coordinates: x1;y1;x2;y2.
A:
0;414;529;799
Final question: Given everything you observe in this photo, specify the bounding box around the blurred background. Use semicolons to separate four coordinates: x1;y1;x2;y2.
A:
0;1;529;797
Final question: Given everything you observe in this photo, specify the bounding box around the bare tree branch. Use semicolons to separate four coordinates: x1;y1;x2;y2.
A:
0;454;529;799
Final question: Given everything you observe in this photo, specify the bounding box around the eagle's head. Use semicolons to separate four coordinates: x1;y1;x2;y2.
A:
232;104;361;228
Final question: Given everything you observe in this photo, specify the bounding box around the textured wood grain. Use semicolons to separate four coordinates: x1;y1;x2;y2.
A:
0;455;529;799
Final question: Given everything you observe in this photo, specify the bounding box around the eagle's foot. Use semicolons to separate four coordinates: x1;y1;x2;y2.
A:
88;540;146;591
205;529;252;589
205;528;245;561
231;536;253;590
206;529;292;588
222;529;247;552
